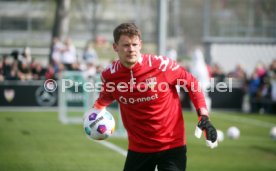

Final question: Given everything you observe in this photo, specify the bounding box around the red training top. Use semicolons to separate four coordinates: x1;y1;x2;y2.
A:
94;54;208;153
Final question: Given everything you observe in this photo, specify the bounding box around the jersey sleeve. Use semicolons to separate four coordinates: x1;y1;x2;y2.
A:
152;55;208;116
93;74;115;109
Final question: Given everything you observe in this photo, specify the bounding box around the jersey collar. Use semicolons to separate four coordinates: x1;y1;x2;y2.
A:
119;54;144;72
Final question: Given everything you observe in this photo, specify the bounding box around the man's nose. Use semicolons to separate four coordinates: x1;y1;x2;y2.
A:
128;45;134;51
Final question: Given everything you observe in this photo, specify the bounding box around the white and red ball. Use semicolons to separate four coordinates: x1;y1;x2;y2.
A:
83;109;115;140
270;126;276;140
227;126;240;139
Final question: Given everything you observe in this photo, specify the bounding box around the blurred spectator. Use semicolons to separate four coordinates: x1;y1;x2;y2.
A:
49;37;65;76
1;54;11;78
45;65;56;80
248;61;270;113
83;41;98;63
255;62;266;78
31;61;46;80
13;47;33;81
51;37;64;64
18;61;32;80
248;68;261;113
228;64;247;81
83;60;96;80
211;63;225;82
61;37;77;70
19;46;32;65
10;50;20;61
6;61;19;80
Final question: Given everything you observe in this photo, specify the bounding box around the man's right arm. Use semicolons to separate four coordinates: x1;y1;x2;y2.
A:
93;74;115;110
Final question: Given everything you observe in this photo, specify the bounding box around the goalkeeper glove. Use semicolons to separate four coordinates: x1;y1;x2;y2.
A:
195;115;218;148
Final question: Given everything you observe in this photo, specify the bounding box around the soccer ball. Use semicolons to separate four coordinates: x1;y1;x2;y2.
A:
216;129;224;142
270;126;276;140
227;126;240;139
83;108;115;140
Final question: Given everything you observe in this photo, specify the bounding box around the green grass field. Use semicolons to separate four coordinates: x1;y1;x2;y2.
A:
0;109;276;171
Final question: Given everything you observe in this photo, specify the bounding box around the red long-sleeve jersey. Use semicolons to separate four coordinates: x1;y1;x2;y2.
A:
94;54;208;153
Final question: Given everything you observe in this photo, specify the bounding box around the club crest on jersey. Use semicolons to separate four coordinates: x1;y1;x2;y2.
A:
146;77;157;91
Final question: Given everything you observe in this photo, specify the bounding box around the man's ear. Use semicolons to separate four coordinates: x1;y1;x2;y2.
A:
113;43;118;52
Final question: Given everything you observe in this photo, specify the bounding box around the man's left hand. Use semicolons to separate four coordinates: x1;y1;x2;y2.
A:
195;115;218;148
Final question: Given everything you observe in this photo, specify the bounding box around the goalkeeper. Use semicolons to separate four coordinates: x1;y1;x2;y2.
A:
92;23;217;171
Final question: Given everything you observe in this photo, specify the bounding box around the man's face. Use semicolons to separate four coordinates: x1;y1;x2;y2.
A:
113;35;142;68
